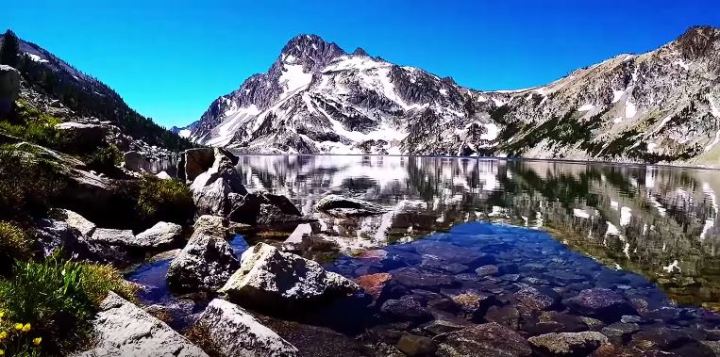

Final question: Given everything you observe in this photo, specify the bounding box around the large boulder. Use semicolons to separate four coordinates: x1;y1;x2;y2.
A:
191;149;247;216
436;322;532;357
133;221;182;250
0;65;20;115
167;215;240;292
62;208;97;237
315;194;387;217
89;228;135;246
195;299;299;357
123;151;152;173
219;242;359;307
527;331;609;356
228;191;310;229
184;148;216;182
75;292;208;357
55;121;110;152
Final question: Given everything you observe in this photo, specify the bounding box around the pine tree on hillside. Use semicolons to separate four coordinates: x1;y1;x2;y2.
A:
0;30;20;67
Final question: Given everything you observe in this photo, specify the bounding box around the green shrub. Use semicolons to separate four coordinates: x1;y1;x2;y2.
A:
84;144;122;174
137;176;194;225
0;148;66;221
0;101;61;147
80;264;138;305
0;222;32;274
0;256;137;355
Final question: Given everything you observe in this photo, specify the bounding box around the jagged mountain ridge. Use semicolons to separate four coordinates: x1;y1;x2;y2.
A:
0;33;193;151
182;27;720;165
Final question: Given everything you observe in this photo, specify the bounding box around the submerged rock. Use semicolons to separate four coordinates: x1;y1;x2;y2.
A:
436;322;532;357
315;194;387;217
356;272;393;298
219;242;359;307
196;299;299;357
167;215;239;292
380;295;434;323
601;322;640;344
513;286;559;315
564;288;636;322
396;333;436;357
527;331;608;356
75;292;208;357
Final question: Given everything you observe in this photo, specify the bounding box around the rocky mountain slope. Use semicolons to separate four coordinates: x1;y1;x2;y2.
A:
0;32;193;152
180;27;720;165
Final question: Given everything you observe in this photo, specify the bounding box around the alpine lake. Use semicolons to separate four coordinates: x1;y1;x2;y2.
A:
129;155;720;356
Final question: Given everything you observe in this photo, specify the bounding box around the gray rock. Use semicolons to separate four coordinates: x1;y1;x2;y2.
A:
123;151;152;173
528;331;608;356
436;322;532;357
190;149;247;216
61;209;97;237
89;228;136;246
196;299;299;357
219;242;358;307
74;292;208;357
167;215;239;292
0;65;20;115
134;221;182;250
315;194;387;216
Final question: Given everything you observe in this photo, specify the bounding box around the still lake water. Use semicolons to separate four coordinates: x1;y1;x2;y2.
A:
129;155;720;354
233;155;720;310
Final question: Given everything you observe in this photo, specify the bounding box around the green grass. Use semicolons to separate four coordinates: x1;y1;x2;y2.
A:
0;101;61;148
0;255;137;355
0;148;67;222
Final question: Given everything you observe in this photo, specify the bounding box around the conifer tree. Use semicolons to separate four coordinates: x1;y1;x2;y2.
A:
0;30;20;67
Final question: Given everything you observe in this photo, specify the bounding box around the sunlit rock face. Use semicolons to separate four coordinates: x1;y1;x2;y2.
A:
181;27;720;165
228;155;720;309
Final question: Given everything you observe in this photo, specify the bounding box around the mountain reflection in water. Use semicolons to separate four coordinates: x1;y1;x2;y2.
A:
232;155;720;310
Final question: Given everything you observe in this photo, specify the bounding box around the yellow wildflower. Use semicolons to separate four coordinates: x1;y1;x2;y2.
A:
33;337;42;346
14;323;23;331
0;331;6;340
0;310;4;319
0;348;5;356
22;323;31;333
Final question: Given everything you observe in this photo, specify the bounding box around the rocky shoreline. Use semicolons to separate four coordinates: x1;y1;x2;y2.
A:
3;132;719;355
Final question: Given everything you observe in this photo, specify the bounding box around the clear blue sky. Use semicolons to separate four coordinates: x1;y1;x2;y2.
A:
4;0;719;128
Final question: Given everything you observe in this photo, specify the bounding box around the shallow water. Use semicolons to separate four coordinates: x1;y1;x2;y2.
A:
128;155;720;354
233;155;720;310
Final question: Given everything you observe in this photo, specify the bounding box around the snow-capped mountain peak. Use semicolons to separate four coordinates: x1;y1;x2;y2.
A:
182;28;720;165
